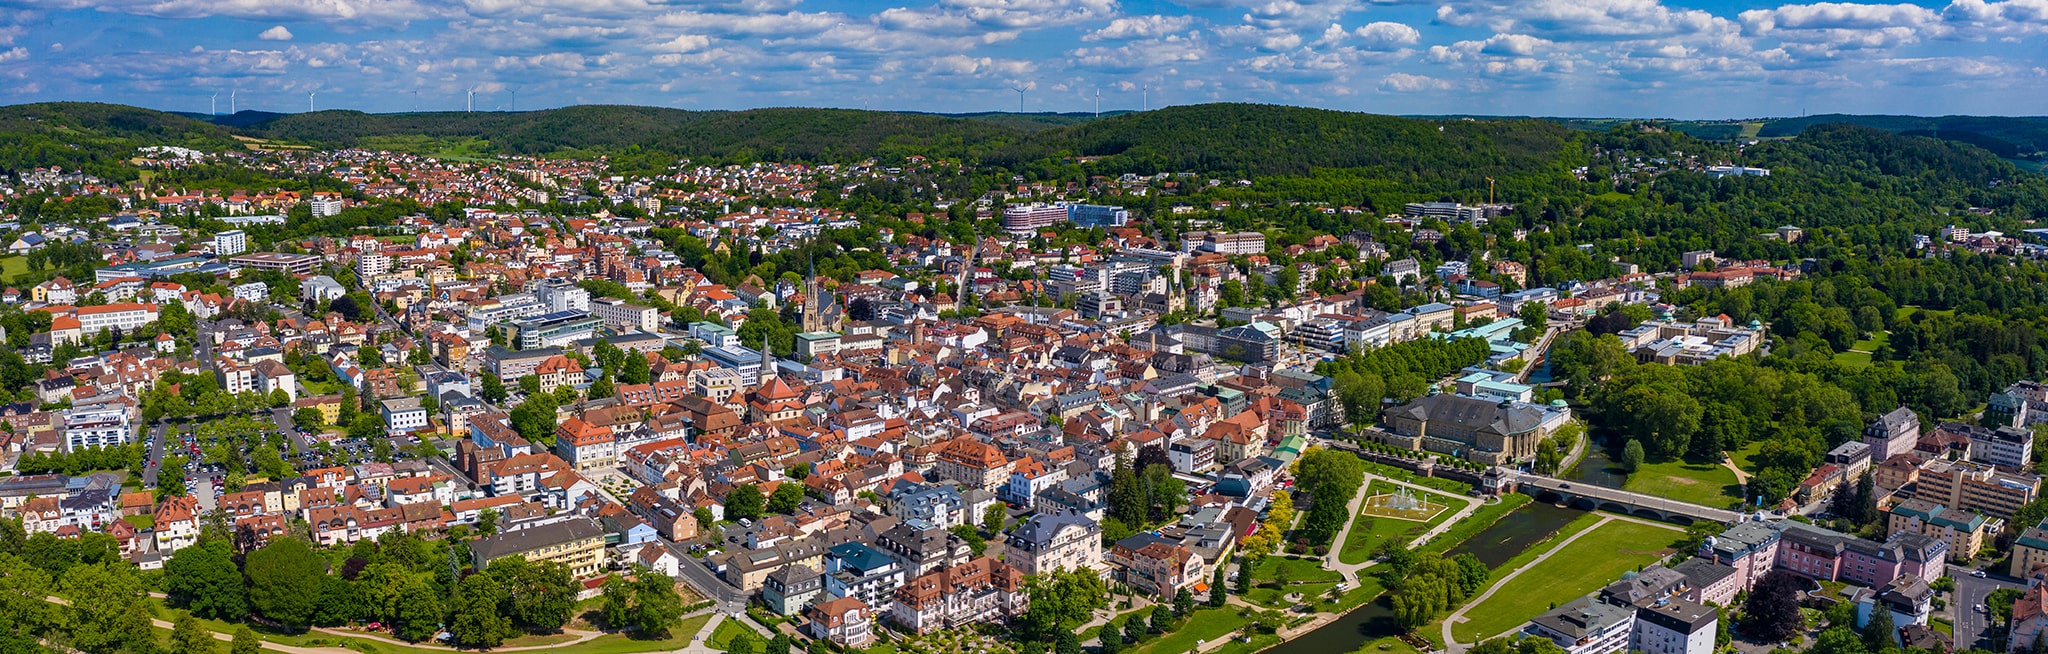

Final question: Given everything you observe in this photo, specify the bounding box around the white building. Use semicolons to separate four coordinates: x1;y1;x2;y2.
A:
231;282;268;302
357;252;393;279
213;230;248;256
533;279;591;313
592;297;660;332
71;303;161;332
381;397;428;434
1632;599;1718;654
308;196;346;217
1530;598;1635;654
302;276;346;302
62;402;134;450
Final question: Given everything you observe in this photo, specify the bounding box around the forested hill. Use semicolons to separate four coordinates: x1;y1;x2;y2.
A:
1008;103;1581;178
234;105;715;153
4;100;2047;192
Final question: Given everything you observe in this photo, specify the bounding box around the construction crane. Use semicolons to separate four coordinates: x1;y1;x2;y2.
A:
1485;177;1496;204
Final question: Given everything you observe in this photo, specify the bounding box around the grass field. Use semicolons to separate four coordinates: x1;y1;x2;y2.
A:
705;619;752;651
0;255;28;283
1451;519;1682;642
143;596;710;654
1339;481;1467;565
1834;350;1873;368
1729;440;1767;478
1478;513;1603;583
1126;607;1253;654
1623;458;1742;508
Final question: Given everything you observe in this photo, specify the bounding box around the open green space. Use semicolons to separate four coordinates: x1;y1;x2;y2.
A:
569;614;715;654
1728;440;1767;477
1126;607;1253;654
1253;556;1344;584
1622;458;1742;508
1896;306;1955;321
143;596;709;654
1338;480;1467;565
1357;460;1474;495
705;619;753;651
1478;513;1603;583
1451;519;1682;643
0;255;28;283
1834;350;1873;368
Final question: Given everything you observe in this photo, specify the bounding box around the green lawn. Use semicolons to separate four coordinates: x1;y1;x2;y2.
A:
1253;556;1344;584
1479;513;1603;583
705;619;753;651
1729;440;1767;476
143;596;709;654
1897;306;1955;320
1834;350;1873;368
1452;520;1682;642
0;255;27;284
1358;461;1475;495
1348;636;1428;654
570;614;715;654
1338;481;1467;565
1127;607;1254;654
1623;458;1742;508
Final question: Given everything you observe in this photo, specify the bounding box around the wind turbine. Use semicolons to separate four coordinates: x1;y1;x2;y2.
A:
230;89;238;114
210;93;218;116
308;91;316;113
1142;85;1149;112
411;90;418;112
508;86;519;111
466;88;475;113
1012;86;1026;113
1093;87;1100;117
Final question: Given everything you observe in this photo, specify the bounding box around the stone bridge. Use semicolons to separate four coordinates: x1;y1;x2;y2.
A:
1517;475;1742;525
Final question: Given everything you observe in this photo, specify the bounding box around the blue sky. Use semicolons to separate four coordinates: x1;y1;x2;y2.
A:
0;0;2043;118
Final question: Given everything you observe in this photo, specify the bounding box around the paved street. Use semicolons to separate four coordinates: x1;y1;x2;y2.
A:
661;538;748;615
1952;563;2024;651
270;406;310;454
142;420;168;486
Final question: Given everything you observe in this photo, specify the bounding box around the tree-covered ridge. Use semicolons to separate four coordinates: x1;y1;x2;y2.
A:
643;108;1026;162
1005;103;1582;179
0;102;238;178
237;105;717;154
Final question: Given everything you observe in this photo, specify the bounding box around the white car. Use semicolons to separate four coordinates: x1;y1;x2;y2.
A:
1977;604;1988;613
1973;570;1988;578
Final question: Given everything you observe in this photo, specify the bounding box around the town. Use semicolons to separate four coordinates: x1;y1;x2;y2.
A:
3;120;2047;654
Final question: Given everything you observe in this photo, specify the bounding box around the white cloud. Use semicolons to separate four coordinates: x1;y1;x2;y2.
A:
1354;21;1420;49
259;26;295;41
1479;33;1550;56
0;47;26;63
1084;15;1197;41
1378;72;1451;91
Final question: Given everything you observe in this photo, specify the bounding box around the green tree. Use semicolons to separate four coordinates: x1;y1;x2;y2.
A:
231;626;261;654
486;557;577;632
450;573;512;648
767;483;805;514
587;375;616;400
1173;587;1195;617
1862;607;1895;651
725;484;764;521
170;614;220;654
1123;613;1146;643
480;374;507;403
1620;439;1645;474
165;537;248;621
602;572;684;635
1099;621;1124;653
292;407;325;431
619;353;652;385
983;503;1007;535
390;576;444;642
62;562;154;654
477;507;501;537
246;537;327;630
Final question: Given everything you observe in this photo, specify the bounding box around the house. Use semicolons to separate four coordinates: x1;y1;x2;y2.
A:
807;596;875;647
1530;598;1634;654
886;557;1026;634
469;516;608;577
1004;509;1105;578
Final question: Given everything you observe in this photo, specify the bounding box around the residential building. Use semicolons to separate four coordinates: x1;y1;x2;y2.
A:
1866;407;1922;462
380;397;428;434
213;230;247;256
469;516;608;577
2011;521;2048;578
1886;498;1988;561
807;597;874;647
1530;598;1635;654
1916;457;2041;519
1632;598;1718;654
886;557;1026;634
1004;510;1105;578
592;298;661;332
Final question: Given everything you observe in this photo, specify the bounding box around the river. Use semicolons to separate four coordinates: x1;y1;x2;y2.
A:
1263;503;1584;654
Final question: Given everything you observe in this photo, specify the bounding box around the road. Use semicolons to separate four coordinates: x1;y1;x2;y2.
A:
142;420;169;486
1952;563;2024;651
659;536;748;615
268;406;313;455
